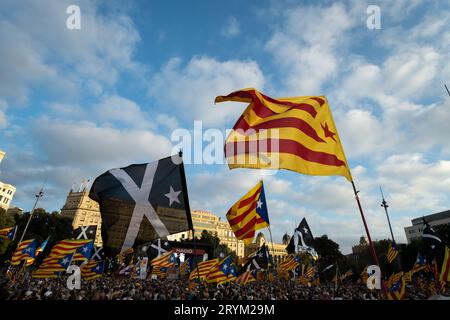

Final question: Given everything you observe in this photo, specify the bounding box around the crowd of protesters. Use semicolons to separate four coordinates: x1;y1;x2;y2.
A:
1;272;447;300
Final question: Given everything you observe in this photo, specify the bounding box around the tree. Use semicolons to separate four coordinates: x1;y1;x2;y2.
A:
0;208;16;256
197;230;237;260
0;208;73;264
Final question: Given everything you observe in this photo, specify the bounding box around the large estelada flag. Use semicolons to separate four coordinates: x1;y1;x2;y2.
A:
226;180;270;244
89;154;193;256
215;88;352;181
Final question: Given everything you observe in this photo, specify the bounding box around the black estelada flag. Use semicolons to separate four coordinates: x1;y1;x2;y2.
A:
422;218;442;251
286;218;315;254
73;225;97;240
89;153;193;256
243;244;270;272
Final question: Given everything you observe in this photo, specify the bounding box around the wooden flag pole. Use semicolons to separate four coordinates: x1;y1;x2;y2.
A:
351;181;388;298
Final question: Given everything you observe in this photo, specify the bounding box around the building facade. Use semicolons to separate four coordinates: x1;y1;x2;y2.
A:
351;236;369;255
244;233;289;265
60;190;103;246
167;210;245;258
404;210;450;244
0;150;16;211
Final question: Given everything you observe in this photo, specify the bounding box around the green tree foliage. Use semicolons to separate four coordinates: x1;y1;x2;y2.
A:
0;208;73;264
197;230;237;261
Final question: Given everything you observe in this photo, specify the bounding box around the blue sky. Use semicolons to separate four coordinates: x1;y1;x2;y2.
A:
1;0;450;253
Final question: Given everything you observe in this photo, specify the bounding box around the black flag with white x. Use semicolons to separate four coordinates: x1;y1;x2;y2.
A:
422;218;442;253
73;225;97;240
286;218;315;254
89;154;193;256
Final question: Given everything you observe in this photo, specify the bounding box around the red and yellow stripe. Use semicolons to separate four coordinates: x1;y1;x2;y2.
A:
189;259;219;282
440;246;450;283
216;88;352;181
226;180;269;244
10;239;35;265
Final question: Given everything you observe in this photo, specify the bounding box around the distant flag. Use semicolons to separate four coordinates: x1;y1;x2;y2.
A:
206;255;233;284
440;246;450;283
215;88;352;181
10;239;36;265
228;263;237;281
403;271;412;283
180;258;191;276
226;180;270;244
72;240;94;262
149;238;171;257
235;270;257;285
48;239;93;258
35;237;50;256
0;226;17;241
278;255;300;273
411;252;427;274
33;252;74;277
387;242;399;264
151;266;169;279
422;219;442;251
386;272;406;300
244;244;270;271
189;259;219;282
151;250;177;268
89;154;193;256
73;225;97;240
286;218;315;255
305;262;317;280
24;237;49;267
81;260;105;280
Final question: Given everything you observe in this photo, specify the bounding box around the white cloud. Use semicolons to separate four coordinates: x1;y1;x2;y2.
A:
265;3;355;94
31;117;173;169
0;0;142;105
149;56;265;127
221;17;240;37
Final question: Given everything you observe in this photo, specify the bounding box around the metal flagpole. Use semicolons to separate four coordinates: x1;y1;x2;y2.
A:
18;178;47;243
380;187;402;271
445;84;450;96
267;226;276;269
351;181;387;298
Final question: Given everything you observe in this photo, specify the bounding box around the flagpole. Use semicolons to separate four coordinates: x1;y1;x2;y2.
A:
267;226;276;269
445;84;450;96
18;178;47;243
351;180;387;298
380;187;402;270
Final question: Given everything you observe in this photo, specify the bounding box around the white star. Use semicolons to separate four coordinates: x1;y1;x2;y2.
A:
164;186;181;206
223;264;228;270
164;241;169;247
256;199;263;209
82;247;88;252
303;227;309;234
62;258;69;264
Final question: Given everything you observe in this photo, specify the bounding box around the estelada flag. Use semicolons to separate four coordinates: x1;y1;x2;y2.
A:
226;180;270;244
215;88;352;181
439;246;450;282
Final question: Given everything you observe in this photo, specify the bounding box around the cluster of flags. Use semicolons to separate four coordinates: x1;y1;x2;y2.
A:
0;225;17;241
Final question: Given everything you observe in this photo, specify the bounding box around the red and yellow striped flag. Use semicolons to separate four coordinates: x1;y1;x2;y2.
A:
439;246;450;283
215;88;352;181
189;259;219;282
48;239;92;259
10;239;36;265
226;180;270;244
